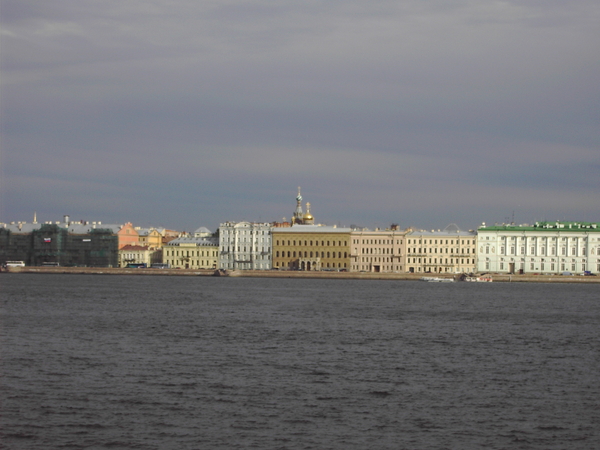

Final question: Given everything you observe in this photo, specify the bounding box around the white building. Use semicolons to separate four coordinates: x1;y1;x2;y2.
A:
218;222;272;270
477;221;600;274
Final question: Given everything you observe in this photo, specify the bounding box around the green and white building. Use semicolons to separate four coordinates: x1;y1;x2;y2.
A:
477;221;600;274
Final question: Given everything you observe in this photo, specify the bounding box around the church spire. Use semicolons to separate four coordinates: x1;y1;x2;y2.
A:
292;187;304;224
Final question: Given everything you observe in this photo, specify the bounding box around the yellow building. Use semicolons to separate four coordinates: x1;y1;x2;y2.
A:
137;228;164;248
163;236;219;269
272;225;351;271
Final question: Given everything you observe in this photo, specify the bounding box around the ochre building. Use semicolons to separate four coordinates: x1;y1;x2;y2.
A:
272;225;351;271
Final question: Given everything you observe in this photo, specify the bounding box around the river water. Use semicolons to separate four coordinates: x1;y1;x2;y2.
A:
1;274;598;449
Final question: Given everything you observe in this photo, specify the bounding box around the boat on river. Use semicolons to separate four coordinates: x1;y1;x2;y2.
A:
419;276;455;283
462;275;493;282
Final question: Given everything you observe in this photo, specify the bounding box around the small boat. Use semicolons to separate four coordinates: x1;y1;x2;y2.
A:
420;276;455;282
463;275;493;282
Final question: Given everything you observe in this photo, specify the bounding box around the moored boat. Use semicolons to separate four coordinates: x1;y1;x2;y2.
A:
463;275;493;282
420;276;455;282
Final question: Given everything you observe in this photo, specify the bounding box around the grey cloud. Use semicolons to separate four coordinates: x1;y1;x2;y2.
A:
2;0;599;231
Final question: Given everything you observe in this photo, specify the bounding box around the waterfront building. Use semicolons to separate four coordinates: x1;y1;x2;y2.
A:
349;225;407;273
137;228;163;248
118;244;162;268
272;187;351;271
477;221;600;274
0;219;119;267
272;225;351;271
218;222;272;270
405;225;477;274
163;235;218;269
117;223;139;249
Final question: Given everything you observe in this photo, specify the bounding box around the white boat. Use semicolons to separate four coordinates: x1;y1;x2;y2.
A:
464;276;493;282
420;276;455;283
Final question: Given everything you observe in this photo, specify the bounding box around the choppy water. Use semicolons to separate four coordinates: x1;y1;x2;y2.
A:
1;274;599;450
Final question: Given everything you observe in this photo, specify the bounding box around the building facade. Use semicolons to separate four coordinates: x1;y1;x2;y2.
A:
163;235;219;269
272;225;351;270
118;244;162;268
349;226;407;272
477;221;600;274
0;221;119;267
117;223;140;249
218;222;272;270
405;226;477;273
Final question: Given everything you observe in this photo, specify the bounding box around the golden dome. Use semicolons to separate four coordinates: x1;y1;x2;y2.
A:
303;202;314;222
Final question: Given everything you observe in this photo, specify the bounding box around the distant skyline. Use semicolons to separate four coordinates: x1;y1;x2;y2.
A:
2;1;599;233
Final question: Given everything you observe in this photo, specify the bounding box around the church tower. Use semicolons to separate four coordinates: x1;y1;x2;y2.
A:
291;187;315;225
292;187;304;225
303;202;314;225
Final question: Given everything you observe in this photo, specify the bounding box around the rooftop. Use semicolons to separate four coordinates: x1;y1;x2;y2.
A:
272;225;351;233
479;221;600;232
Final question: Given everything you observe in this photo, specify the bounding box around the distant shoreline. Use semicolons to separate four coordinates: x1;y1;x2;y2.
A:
3;266;599;283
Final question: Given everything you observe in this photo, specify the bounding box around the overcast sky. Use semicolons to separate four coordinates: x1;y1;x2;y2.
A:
2;0;599;232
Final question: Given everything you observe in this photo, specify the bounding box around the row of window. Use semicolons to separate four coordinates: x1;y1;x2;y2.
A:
360;257;395;263
273;261;348;268
359;247;399;254
353;264;404;272
408;247;471;254
222;247;270;253
489;246;590;256
408;258;475;265
275;251;348;259
164;249;218;257
491;236;589;241
353;239;403;245
165;259;216;267
408;239;475;245
489;261;588;272
275;239;348;247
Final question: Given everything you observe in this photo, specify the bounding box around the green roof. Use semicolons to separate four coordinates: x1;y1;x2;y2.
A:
478;221;600;232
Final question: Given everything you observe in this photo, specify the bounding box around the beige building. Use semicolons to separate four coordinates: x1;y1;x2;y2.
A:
118;244;162;268
405;225;477;273
350;226;407;272
272;225;351;271
163;236;218;269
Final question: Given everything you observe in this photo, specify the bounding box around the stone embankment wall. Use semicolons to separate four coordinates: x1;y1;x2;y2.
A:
4;266;600;283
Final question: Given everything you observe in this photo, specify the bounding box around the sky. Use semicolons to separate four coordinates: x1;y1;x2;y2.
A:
2;0;599;233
